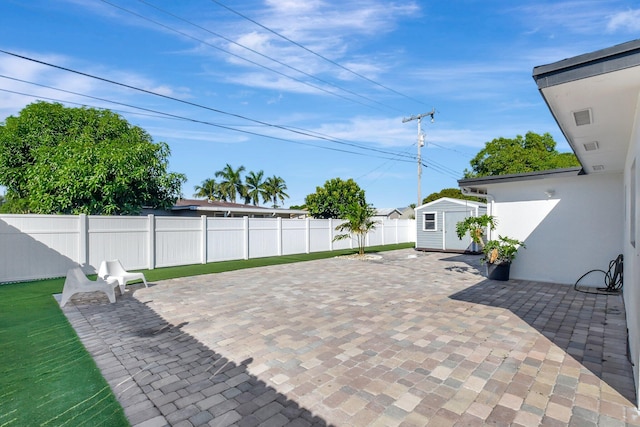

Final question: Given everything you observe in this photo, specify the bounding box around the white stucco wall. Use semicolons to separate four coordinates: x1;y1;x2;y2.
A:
623;96;640;407
485;172;623;286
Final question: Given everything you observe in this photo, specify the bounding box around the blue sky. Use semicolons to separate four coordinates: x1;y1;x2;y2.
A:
1;1;639;209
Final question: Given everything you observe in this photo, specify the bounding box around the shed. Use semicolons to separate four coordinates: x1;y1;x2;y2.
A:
415;197;487;252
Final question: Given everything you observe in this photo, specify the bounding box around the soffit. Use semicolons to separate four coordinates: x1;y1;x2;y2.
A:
538;64;640;174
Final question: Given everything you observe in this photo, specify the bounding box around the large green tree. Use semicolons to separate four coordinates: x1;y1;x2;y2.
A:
304;177;366;219
464;131;580;178
0;102;185;215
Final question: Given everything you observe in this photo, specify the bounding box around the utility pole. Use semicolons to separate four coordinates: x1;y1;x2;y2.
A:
402;108;435;207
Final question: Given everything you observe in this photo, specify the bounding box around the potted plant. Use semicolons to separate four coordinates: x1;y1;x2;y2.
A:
455;214;496;253
482;235;526;281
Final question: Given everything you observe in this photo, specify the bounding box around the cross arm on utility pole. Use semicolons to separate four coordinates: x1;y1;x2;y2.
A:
402;108;436;208
402;109;436;124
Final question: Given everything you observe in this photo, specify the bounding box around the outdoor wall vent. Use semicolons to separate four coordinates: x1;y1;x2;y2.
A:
583;141;599;152
573;109;592;126
592;164;605;171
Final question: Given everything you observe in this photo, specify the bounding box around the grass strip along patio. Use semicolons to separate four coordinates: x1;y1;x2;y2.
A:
0;243;412;426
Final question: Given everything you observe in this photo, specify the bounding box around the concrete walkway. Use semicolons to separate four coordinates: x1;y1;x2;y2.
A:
62;249;639;426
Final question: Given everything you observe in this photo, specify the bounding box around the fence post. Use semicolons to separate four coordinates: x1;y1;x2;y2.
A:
328;218;333;251
201;215;207;264
395;218;399;244
305;217;310;254
243;216;250;260
148;214;155;270
277;217;283;256
380;220;385;246
78;214;89;268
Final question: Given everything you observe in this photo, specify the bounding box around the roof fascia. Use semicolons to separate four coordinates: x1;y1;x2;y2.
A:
533;39;640;89
458;167;584;187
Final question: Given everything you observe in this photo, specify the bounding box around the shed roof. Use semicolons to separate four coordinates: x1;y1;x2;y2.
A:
416;197;486;210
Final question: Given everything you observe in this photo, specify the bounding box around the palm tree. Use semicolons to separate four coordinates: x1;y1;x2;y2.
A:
214;164;246;203
193;178;219;200
263;175;288;208
333;202;377;255
244;170;268;205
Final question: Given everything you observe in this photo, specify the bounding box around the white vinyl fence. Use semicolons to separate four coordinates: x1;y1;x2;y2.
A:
0;214;416;283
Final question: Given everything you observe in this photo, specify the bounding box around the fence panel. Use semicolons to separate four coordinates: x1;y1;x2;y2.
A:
366;221;384;246
282;219;307;255
382;219;398;245
206;217;245;262
309;219;332;253
88;216;149;271
0;213;415;283
155;217;202;268
248;218;279;259
0;215;79;282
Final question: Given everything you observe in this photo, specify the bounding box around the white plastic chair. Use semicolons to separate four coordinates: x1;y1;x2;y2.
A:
60;267;116;307
98;259;148;294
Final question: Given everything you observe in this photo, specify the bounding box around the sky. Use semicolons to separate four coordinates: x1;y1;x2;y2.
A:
1;1;639;209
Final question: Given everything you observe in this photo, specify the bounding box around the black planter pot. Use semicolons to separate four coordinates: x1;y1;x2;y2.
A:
486;262;511;281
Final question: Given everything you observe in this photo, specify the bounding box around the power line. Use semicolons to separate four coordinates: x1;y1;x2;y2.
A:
209;0;428;106
1;74;462;178
99;0;397;114
0;49;397;154
132;0;403;113
0;79;417;164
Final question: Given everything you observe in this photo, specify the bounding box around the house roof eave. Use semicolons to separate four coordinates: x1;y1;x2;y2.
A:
457;167;584;192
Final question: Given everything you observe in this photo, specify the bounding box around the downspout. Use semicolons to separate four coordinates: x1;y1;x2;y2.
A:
484;194;495;241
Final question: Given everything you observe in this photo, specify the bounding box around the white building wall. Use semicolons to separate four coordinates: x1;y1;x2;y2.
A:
624;96;640;406
487;173;623;286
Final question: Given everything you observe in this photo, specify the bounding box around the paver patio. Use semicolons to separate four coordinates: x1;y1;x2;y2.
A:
62;249;639;426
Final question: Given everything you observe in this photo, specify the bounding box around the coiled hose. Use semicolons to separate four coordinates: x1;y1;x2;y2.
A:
574;254;623;294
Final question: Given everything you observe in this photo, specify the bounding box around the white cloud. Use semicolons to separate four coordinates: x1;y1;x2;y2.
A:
513;1;622;35
607;9;640;32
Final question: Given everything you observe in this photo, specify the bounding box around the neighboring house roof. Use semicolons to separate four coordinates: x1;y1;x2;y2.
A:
532;38;640;176
374;208;403;217
398;207;415;219
172;199;307;217
415;197;486;210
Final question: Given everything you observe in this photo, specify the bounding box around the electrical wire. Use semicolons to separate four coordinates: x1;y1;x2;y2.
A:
132;0;403;113
0;82;417;163
99;0;398;114
208;0;427;106
0;49;414;159
0;73;417;163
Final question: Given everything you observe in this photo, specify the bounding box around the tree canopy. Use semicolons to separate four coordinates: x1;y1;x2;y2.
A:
304;177;366;219
422;188;482;205
0;102;185;214
464;131;580;178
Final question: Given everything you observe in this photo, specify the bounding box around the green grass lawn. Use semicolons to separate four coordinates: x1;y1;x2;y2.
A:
0;243;413;426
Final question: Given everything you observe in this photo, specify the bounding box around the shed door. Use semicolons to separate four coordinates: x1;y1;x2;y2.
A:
444;210;473;251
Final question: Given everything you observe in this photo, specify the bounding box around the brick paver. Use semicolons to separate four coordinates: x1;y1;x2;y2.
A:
61;249;639;426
